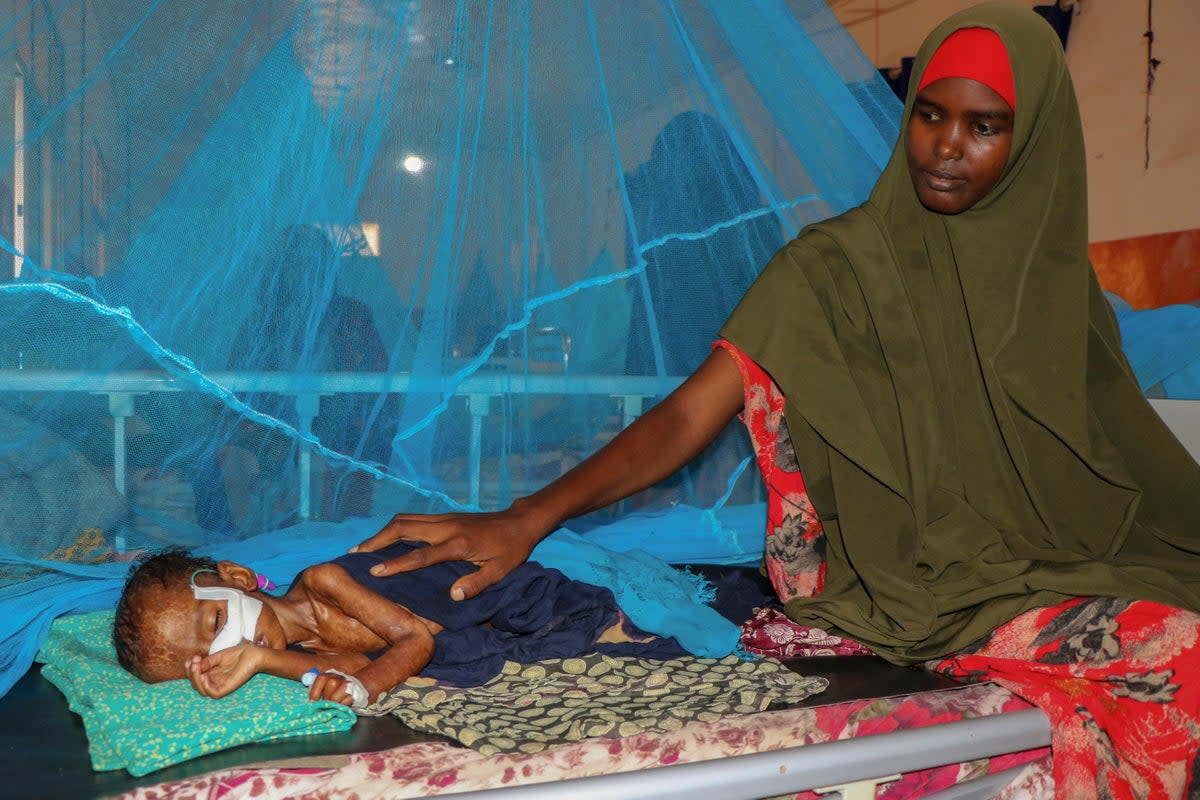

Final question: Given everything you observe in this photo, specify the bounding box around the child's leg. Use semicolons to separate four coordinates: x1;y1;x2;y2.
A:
595;610;655;644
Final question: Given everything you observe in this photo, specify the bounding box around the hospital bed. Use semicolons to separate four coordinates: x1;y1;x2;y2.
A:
0;369;1196;800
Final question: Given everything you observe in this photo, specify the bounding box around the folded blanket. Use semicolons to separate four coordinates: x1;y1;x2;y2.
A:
364;652;828;755
35;610;356;776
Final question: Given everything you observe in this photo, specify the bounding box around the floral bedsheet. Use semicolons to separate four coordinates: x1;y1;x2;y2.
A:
115;680;1051;800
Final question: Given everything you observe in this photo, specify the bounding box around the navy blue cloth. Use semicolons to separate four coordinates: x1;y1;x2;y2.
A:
326;541;688;686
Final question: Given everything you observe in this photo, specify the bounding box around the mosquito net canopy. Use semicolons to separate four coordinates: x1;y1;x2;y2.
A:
0;0;901;694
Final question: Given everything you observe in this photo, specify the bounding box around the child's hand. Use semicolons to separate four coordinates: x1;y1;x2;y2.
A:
186;643;262;698
306;669;367;707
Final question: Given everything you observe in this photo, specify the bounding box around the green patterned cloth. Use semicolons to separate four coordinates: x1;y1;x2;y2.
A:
35;610;356;776
366;654;828;755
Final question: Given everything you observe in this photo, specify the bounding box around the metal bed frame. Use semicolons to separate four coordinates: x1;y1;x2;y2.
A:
441;709;1051;800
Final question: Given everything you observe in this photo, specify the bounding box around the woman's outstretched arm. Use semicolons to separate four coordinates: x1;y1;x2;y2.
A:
353;347;745;600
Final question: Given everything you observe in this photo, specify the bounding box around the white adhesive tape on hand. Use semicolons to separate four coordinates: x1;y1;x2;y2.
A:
322;668;370;709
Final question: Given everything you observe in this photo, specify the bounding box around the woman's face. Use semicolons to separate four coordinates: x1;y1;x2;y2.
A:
905;76;1014;214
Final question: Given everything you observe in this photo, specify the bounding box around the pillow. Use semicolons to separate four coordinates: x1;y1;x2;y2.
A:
36;610;355;776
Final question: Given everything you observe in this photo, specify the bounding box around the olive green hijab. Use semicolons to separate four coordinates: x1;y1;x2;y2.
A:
722;2;1200;663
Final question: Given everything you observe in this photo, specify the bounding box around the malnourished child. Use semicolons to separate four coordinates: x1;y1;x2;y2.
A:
113;540;686;708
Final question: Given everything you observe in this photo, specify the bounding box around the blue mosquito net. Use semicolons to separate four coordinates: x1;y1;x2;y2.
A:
0;0;903;696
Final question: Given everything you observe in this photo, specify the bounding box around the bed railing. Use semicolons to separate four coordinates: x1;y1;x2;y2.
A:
3;368;1193;537
440;708;1052;800
0;368;685;521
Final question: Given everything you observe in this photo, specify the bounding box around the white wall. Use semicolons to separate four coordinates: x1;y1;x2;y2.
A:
830;0;1200;243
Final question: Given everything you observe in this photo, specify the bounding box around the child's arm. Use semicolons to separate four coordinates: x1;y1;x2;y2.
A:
187;564;435;704
186;645;369;700
299;562;437;707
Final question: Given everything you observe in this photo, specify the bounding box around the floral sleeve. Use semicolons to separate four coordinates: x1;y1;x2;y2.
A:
712;339;825;601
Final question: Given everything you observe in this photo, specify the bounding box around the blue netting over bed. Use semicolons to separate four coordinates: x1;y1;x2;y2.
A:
0;0;908;696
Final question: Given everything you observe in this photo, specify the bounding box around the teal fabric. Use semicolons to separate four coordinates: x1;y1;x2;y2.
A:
35;610;356;776
564;503;766;566
1108;295;1200;398
533;530;743;658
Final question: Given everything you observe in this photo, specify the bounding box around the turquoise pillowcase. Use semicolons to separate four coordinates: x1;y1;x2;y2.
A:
35;610;356;776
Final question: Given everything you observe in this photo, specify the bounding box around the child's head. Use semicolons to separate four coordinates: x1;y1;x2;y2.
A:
113;547;276;683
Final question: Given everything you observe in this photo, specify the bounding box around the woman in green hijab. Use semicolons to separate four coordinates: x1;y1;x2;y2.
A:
360;3;1200;794
720;3;1200;662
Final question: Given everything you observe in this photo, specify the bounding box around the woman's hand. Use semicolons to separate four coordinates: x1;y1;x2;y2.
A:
186;643;263;698
351;501;554;601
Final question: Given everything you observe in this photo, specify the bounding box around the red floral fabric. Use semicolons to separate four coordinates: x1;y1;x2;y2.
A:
933;597;1200;800
740;606;873;658
713;339;826;602
717;338;1200;799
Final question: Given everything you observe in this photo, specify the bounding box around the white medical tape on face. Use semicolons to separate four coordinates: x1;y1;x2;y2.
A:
192;584;264;655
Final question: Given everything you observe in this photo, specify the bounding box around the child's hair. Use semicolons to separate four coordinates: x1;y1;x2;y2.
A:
112;546;217;679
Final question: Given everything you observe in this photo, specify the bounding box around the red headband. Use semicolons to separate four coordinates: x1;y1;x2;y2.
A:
916;27;1015;112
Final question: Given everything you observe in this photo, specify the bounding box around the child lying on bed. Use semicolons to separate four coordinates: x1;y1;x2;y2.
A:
112;540;687;708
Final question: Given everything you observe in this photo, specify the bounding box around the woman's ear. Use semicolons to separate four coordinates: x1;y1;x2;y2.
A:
216;560;259;592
